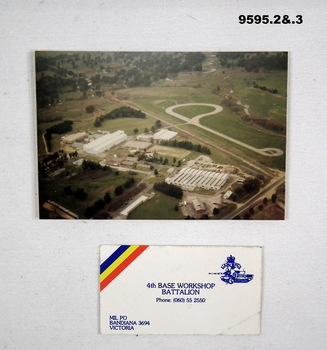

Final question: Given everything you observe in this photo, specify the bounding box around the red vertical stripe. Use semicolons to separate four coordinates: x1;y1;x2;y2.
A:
100;245;149;292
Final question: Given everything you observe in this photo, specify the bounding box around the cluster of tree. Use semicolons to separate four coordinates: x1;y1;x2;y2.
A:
253;82;278;94
63;186;88;201
36;52;208;111
82;160;111;172
94;106;146;127
231;177;261;202
85;105;95;113
114;177;136;196
222;97;285;133
38;151;66;175
233;194;278;220
47;120;73;135
85;199;105;218
216;52;287;72
159;139;211;155
36;53;81;72
153;182;183;199
107;183;147;212
143;120;162;134
36;75;76;108
44;121;73;152
98;52;206;88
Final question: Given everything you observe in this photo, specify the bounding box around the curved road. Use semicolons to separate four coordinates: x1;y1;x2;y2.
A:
165;103;283;157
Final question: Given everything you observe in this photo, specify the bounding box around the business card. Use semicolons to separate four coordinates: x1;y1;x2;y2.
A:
100;245;262;335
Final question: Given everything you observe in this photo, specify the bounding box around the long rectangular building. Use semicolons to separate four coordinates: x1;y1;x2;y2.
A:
83;130;127;155
166;167;229;191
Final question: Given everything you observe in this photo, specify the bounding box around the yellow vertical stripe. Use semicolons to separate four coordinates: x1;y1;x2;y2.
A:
99;245;139;283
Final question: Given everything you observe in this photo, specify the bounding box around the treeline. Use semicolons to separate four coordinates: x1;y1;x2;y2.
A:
44;121;73;152
230;177;261;202
222;97;285;133
94;106;145;127
216;52;287;72
82;160;111;172
253;82;278;94
153;182;183;199
36;52;208;109
160;139;211;155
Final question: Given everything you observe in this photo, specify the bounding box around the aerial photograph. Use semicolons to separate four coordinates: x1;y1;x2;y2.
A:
36;51;287;220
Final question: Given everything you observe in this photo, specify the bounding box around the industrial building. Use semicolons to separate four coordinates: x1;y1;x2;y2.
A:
136;133;153;142
152;129;178;141
165;167;229;191
120;196;148;217
124;140;152;151
62;132;86;144
83;130;127;155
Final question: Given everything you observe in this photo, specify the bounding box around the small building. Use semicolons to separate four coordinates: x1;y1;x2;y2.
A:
73;158;84;166
152;129;178;141
192;199;206;214
121;159;136;168
62;132;87;144
137;164;151;171
223;190;233;200
120;195;149;217
137;133;153;142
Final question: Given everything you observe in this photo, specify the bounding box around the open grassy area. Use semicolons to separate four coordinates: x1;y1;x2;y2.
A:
128;191;184;219
173;104;217;118
200;107;286;150
39;168;145;218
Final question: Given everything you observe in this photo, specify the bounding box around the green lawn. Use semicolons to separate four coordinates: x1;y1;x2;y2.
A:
200;107;286;150
173;104;217;118
39;168;145;218
128;192;184;219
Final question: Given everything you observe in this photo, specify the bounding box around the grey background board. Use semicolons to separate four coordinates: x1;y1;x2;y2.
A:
0;0;326;349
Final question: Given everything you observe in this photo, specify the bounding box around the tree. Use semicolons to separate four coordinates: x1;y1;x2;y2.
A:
213;207;219;215
155;120;162;129
258;205;264;211
249;207;254;215
85;105;95;113
163;157;168;165
63;186;73;196
177;160;181;167
271;194;277;203
104;192;111;203
114;185;124;196
154;169;159;176
263;197;269;205
144;127;149;134
151;125;156;133
173;157;176;164
133;128;139;135
174;204;179;211
75;188;88;201
243;213;251;220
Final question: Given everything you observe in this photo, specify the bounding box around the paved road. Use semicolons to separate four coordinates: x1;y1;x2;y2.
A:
165;103;284;157
113;98;276;177
222;176;286;219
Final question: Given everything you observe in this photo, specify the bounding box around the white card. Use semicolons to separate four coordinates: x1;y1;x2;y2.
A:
100;245;262;335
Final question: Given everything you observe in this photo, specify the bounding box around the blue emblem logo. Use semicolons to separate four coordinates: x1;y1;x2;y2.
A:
209;255;254;284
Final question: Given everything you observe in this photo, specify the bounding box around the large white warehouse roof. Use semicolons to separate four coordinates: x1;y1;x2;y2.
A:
83;130;127;155
153;129;178;141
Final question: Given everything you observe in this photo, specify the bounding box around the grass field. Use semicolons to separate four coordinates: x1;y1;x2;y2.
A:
199;108;286;150
39;169;145;218
173;104;217;118
128;191;184;219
